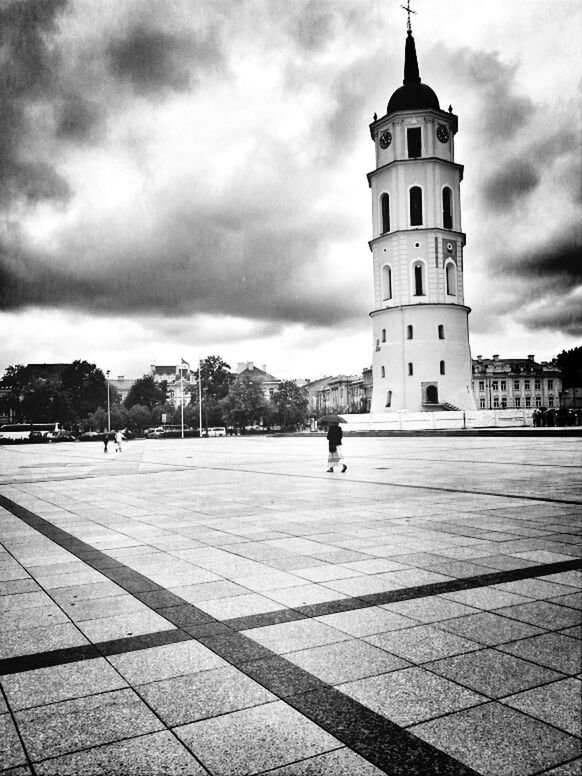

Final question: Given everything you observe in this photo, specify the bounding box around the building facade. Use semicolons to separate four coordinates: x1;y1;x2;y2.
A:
236;363;281;400
472;355;562;409
368;25;475;413
150;364;193;408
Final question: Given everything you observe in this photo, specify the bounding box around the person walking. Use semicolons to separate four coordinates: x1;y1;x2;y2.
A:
114;429;125;452
102;430;110;453
326;422;347;473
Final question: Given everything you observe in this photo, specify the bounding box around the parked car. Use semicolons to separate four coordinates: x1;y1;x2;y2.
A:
206;427;226;437
47;430;78;442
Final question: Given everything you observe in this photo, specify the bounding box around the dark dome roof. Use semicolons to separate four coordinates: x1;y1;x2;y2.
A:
387;82;440;114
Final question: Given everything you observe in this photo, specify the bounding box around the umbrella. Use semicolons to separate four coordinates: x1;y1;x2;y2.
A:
318;414;347;424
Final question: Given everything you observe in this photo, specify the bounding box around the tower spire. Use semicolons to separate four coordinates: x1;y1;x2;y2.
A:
403;26;421;84
400;0;417;34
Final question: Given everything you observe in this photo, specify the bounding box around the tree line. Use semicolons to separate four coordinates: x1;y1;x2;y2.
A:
0;356;310;433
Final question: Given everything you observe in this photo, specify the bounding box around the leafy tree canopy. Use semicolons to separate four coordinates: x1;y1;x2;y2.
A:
220;376;266;428
191;355;234;427
556;347;582;388
125;375;167;410
271;381;308;429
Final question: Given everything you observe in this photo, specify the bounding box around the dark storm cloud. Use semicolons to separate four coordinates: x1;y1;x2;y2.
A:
487;230;582;335
0;0;70;205
482;159;539;210
450;49;535;141
107;24;223;96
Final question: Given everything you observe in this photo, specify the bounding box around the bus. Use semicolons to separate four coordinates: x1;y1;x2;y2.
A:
0;422;61;441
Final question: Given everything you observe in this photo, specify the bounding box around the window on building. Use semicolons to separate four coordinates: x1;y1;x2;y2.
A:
524;380;530;390
535;396;542;407
381;366;385;378
548;395;554;407
382;265;392;301
438;324;445;339
525;396;531;407
410;187;423;226
381;328;386;342
515;396;521;408
407;324;413;339
446;262;456;295
386;390;392;407
493;397;499;408
375;338;380;351
442;187;453;229
535;379;541;390
407;127;421;158
480;398;486;408
408;362;413;376
381;193;390;234
479;381;485;391
440;360;445;375
492;381;498;390
548;379;553;390
514;380;520;390
413;263;425;295
501;397;507;408
501;381;506;391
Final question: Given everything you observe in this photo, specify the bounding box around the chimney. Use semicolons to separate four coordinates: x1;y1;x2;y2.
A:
492;354;499;360
476;355;482;361
237;362;246;373
261;364;266;372
528;354;535;361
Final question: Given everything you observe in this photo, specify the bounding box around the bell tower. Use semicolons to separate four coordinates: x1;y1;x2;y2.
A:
368;17;475;413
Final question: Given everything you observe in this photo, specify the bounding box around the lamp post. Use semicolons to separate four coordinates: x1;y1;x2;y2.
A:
106;370;111;432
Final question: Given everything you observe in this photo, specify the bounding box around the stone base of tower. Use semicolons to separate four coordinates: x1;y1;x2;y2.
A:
370;304;476;413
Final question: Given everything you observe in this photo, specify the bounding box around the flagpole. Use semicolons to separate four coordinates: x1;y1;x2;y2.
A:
198;360;203;439
181;364;184;439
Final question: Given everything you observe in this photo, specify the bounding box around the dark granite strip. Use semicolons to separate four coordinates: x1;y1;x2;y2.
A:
0;628;192;676
223;557;582;631
0;491;574;776
285;686;481;776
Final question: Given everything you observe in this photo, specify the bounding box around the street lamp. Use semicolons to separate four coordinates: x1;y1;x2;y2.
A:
106;370;111;432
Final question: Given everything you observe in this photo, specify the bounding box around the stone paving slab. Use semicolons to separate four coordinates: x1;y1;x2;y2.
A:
0;435;580;774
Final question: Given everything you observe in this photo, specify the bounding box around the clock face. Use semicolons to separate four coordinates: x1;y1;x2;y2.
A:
379;130;392;149
437;125;450;143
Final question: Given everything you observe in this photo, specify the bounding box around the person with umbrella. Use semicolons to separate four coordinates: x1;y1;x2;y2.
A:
322;416;347;473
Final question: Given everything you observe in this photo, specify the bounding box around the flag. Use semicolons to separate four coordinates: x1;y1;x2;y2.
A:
181;358;190;369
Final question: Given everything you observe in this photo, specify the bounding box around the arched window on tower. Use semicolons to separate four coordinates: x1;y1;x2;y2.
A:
381;194;390;234
381;366;385;378
407;325;413;339
410;187;423;226
446;262;456;296
440;360;446;375
381;265;392;301
438;324;445;339
442;187;453;229
413;263;425;296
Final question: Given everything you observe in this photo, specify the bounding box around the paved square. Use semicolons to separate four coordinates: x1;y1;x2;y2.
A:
0;434;580;774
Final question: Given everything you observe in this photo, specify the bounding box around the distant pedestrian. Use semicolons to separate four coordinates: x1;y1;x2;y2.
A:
115;429;125;452
103;431;110;453
326;422;347;473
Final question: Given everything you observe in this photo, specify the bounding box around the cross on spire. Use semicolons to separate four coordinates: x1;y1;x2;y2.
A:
400;0;417;33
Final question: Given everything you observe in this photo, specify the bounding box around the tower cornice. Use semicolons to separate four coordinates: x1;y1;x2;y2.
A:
368;227;466;251
367;158;464;187
369;303;472;318
370;109;458;140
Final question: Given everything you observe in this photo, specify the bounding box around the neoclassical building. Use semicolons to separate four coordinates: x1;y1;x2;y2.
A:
368;24;475;412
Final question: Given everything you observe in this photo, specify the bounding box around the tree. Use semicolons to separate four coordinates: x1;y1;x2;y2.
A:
61;360;107;420
20;380;72;423
0;365;28;420
125;376;167;410
191;356;234;428
128;404;151;433
556;347;582;389
220;376;267;429
271;381;309;430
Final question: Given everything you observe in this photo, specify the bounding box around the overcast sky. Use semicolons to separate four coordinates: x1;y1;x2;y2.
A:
1;0;580;381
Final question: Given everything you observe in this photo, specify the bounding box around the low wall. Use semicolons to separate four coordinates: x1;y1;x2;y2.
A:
339;408;535;431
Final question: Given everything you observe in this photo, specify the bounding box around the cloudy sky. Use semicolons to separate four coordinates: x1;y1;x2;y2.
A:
1;0;580;381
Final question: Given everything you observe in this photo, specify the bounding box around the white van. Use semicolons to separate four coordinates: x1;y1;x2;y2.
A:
206;427;226;437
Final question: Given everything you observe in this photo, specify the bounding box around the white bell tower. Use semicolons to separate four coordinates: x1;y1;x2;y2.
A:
368;19;475;413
